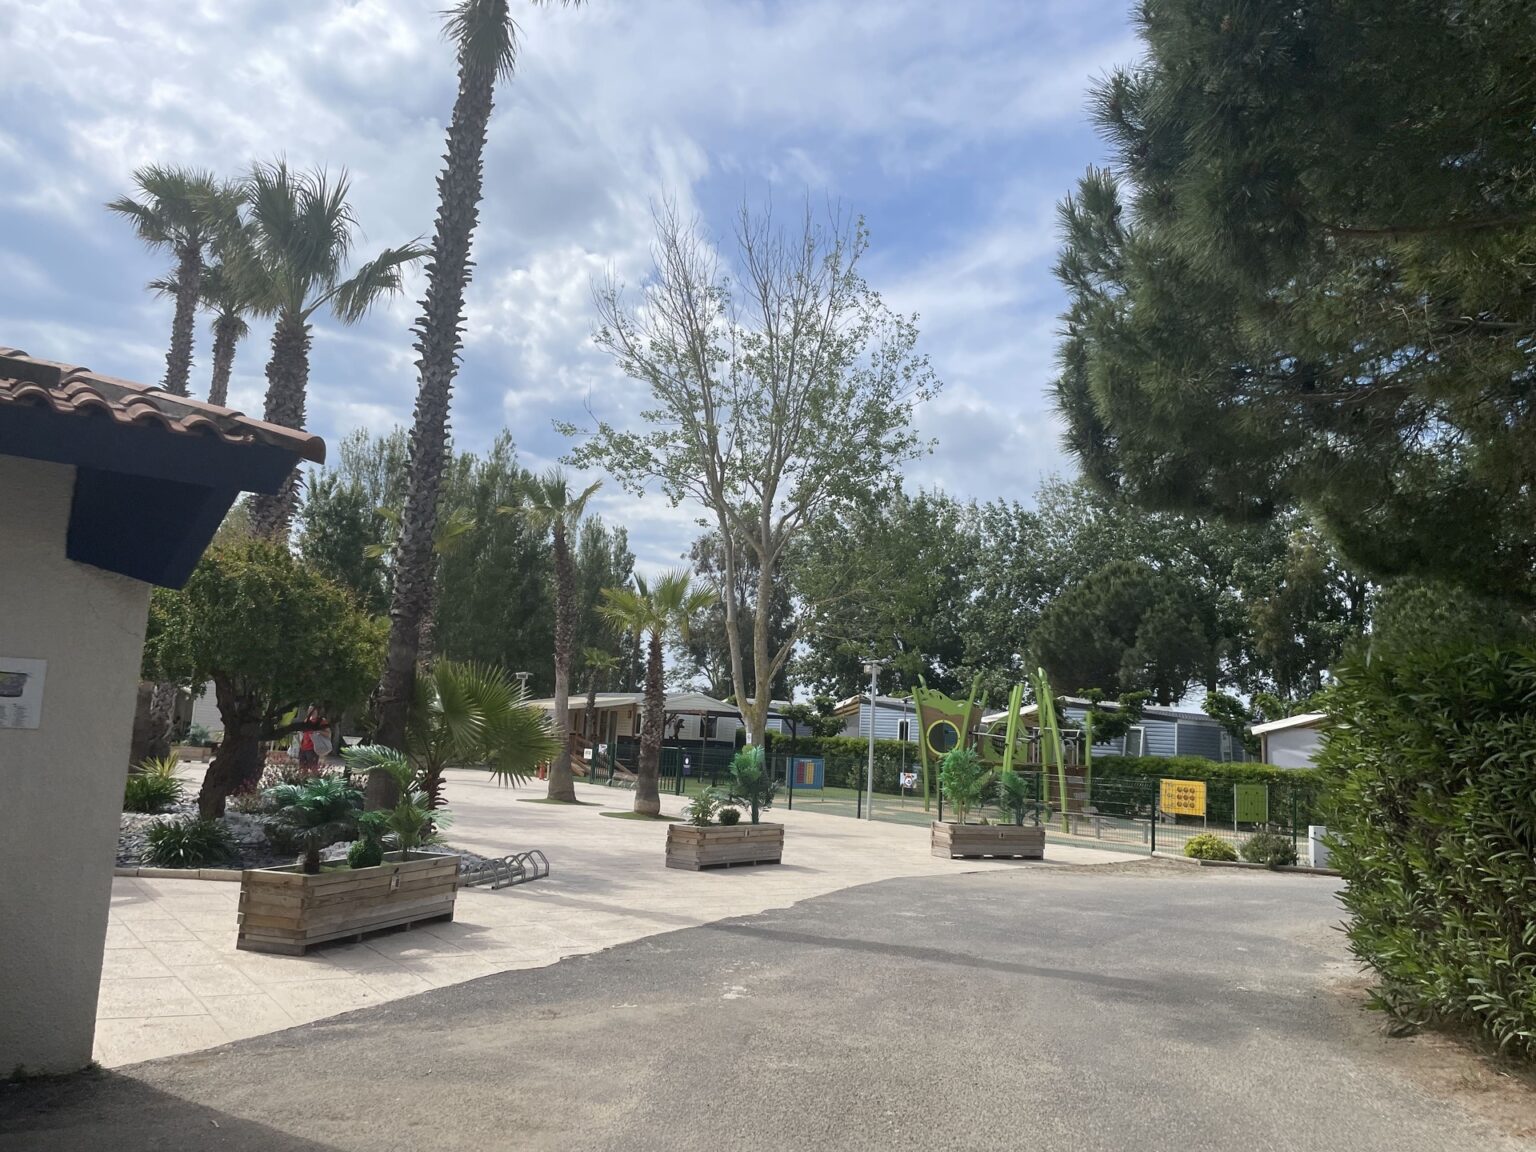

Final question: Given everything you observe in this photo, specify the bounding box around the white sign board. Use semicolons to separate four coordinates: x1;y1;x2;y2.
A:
0;658;47;729
899;771;917;790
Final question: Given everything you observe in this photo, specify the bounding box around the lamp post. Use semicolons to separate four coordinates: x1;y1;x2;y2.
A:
862;658;883;821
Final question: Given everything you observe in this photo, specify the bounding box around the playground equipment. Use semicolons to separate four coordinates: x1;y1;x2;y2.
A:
911;667;1082;831
459;850;550;889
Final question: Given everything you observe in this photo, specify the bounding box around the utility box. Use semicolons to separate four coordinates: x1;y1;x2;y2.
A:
1308;825;1330;870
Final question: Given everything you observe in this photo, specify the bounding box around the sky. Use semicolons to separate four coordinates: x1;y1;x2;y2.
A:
0;0;1139;572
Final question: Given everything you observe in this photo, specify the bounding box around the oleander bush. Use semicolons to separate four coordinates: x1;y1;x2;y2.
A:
143;817;236;868
1240;830;1298;867
1183;832;1238;861
1321;647;1536;1058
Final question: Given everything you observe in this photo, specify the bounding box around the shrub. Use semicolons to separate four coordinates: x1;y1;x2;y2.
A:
347;837;384;869
1321;646;1536;1058
725;746;779;824
997;771;1037;826
123;757;183;814
186;722;212;746
265;775;363;874
1241;830;1298;867
1183;833;1237;861
717;807;742;826
143;817;235;868
684;789;722;827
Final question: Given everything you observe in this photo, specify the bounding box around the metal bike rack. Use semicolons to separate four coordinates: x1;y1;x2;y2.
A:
460;849;550;890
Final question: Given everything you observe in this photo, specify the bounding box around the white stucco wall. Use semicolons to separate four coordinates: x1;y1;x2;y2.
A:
0;456;151;1074
1264;726;1324;770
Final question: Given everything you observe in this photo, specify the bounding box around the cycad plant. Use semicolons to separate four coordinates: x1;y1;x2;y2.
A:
725;745;779;825
239;160;425;540
265;775;363;874
106;165;243;396
376;0;586;756
514;468;602;803
356;660;557;811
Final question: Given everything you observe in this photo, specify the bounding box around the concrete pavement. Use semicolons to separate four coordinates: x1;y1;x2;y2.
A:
93;771;1137;1065
6;864;1523;1152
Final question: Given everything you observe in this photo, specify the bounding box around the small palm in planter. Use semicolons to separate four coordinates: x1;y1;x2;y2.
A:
265;776;362;874
725;746;780;824
932;752;1045;861
238;756;459;955
666;748;783;870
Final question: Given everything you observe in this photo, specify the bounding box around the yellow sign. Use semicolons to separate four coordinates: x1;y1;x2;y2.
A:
1159;778;1207;817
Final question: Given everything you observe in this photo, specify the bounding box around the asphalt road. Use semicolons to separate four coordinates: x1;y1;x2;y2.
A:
2;861;1524;1152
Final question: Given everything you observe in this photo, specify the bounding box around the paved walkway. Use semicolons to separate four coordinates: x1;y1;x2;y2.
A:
96;772;1137;1066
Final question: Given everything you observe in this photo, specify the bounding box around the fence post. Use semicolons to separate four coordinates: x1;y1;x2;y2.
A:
856;781;862;820
937;780;943;824
1291;789;1299;857
786;757;793;810
1149;780;1157;855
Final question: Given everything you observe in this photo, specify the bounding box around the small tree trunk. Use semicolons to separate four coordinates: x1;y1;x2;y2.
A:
247;310;312;541
207;311;243;408
162;242;201;396
302;846;321;874
634;630;665;816
546;522;577;802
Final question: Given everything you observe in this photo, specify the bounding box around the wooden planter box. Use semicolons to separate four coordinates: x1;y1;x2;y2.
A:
932;821;1046;860
666;823;784;870
237;850;459;955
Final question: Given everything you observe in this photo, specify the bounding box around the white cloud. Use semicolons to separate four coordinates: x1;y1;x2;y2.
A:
0;0;1137;563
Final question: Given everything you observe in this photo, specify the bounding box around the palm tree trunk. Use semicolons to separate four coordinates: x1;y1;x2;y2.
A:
247;309;311;541
546;521;577;802
207;312;243;407
162;241;201;396
376;32;500;754
146;680;177;762
585;673;599;741
635;630;665;816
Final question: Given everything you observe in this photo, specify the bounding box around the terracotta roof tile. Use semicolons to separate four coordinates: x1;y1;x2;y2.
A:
0;347;325;464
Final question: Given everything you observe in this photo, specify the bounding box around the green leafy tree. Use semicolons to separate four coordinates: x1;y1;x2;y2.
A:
514;469;602;802
377;0;585;755
239;160;423;540
1054;1;1536;604
600;571;714;816
568;201;940;747
682;530;793;701
106;165;243;396
1032;559;1220;705
145;539;384;818
299;472;392;616
937;748;990;827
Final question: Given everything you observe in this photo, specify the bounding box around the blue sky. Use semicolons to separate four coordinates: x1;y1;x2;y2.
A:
0;0;1138;571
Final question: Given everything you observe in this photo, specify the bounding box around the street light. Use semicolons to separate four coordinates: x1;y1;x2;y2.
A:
862;657;883;821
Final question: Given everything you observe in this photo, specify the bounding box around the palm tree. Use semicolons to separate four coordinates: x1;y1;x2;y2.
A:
349;661;557;811
367;506;477;664
201;259;258;408
579;646;618;745
265;776;363;874
515;469;601;802
600;571;714;816
107;166;242;396
239;160;425;540
376;0;585;755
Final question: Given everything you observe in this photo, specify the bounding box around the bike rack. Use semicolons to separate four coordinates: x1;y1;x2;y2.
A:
460;849;551;890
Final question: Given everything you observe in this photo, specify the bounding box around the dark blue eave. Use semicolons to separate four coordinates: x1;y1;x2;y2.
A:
1;406;310;589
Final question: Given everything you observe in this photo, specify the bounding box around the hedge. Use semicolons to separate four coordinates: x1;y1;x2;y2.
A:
760;736;1325;814
1321;646;1536;1059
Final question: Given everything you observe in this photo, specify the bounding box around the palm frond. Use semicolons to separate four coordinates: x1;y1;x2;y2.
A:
323;241;427;324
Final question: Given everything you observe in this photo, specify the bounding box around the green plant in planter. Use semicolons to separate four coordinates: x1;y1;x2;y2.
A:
1184;833;1238;861
143;817;235;868
684;788;722;827
265;775;363;874
1241;830;1298;867
725;746;779;824
348;809;390;869
717;807;742;826
342;748;453;860
124;756;183;813
938;747;991;826
186;722;212;747
996;771;1038;827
